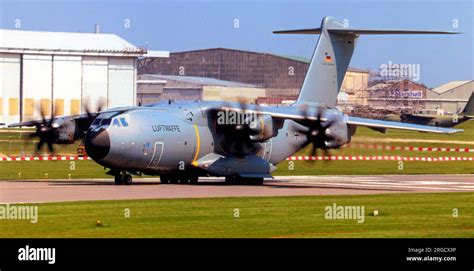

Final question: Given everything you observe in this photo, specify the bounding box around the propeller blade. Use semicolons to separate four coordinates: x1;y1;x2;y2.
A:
295;105;338;165
47;141;55;154
29;104;60;155
40;106;47;125
36;139;45;153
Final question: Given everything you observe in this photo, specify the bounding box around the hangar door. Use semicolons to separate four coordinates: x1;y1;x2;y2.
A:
82;56;108;111
108;57;135;108
23;54;53;121
53;56;82;116
0;53;21;124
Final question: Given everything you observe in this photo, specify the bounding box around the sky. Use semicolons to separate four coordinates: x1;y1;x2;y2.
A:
0;0;472;88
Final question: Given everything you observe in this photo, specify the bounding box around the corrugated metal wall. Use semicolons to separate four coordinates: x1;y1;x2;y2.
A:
0;53;137;125
53;56;82;116
138;48;308;90
0;53;21;124
108;57;136;108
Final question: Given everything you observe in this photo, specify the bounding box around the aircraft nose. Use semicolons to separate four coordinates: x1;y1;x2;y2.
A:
84;128;110;160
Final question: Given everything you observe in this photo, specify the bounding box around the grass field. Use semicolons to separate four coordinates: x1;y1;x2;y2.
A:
1;193;473;238
0;160;108;180
0;121;473;179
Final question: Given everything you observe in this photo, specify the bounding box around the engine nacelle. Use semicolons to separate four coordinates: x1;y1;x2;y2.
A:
248;115;278;142
324;116;352;148
53;118;77;144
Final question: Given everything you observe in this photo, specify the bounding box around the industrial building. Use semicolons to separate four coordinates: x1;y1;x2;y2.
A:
137;74;265;105
363;80;474;115
0;29;150;125
366;80;428;113
138;48;369;104
424;80;473;114
340;68;370;105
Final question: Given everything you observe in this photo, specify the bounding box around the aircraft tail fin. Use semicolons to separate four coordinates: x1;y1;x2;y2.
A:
462;92;474;117
274;17;460;106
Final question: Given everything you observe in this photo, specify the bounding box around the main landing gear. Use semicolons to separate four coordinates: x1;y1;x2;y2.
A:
225;175;264;185
115;172;133;185
160;174;199;185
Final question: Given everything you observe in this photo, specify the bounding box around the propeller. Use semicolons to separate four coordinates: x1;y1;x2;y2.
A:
83;97;106;125
28;98;107;155
29;105;62;154
295;105;335;163
215;98;261;157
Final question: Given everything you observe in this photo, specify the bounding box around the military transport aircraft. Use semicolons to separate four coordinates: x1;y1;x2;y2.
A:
10;17;462;185
396;92;473;127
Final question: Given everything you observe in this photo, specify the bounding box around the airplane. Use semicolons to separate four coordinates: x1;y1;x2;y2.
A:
385;92;474;127
9;17;463;185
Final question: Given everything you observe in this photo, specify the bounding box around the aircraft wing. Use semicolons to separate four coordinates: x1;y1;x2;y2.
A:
8;107;136;128
346;116;462;134
8;114;90;128
219;104;463;134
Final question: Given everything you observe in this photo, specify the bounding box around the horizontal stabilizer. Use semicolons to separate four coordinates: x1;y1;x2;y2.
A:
274;28;460;35
274;16;460;106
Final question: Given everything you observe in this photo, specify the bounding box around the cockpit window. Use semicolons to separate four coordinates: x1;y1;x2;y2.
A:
98;112;120;119
92;112;120;127
101;118;112;126
92;118;102;125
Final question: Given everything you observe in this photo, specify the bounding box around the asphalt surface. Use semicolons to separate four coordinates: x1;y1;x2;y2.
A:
1;175;474;203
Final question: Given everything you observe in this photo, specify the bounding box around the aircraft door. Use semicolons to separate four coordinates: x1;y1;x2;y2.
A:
262;139;273;161
147;142;164;168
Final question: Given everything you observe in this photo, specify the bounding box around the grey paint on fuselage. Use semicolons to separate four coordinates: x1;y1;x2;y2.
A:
91;101;306;174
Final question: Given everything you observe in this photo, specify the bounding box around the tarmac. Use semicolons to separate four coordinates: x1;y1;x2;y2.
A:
1;174;474;203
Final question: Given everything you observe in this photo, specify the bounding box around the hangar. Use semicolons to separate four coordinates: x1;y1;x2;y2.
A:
0;29;149;125
424;80;473;113
137;74;265;105
138;47;369;104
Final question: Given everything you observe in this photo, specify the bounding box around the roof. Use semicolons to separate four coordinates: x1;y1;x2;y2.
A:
142;50;169;58
137;79;167;84
0;29;144;56
431;80;472;94
141;74;259;88
368;83;391;90
368;80;427;91
171;47;368;73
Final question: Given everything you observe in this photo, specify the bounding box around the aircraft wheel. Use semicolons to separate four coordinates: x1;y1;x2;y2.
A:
169;177;179;184
232;177;264;185
123;174;132;185
191;175;199;184
189;175;199;185
160;175;170;184
252;178;264;185
114;175;123;185
225;176;238;185
179;177;190;184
